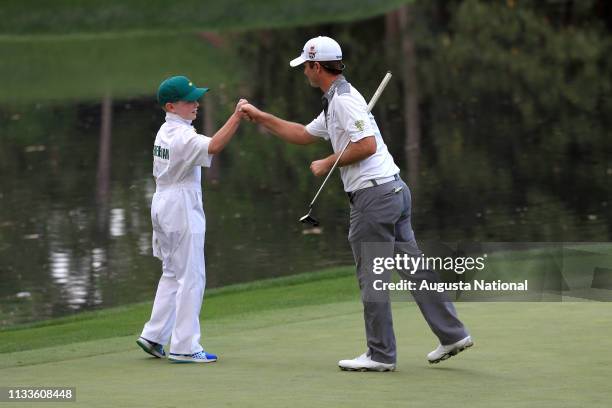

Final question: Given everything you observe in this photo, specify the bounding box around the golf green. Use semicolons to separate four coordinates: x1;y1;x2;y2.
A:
1;293;611;407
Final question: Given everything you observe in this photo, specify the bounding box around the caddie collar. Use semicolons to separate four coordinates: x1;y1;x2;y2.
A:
165;112;193;126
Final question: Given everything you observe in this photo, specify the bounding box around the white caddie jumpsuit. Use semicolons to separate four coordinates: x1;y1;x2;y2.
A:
140;112;213;355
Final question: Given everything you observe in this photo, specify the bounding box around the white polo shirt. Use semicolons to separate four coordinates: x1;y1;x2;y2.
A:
305;77;400;192
153;112;213;191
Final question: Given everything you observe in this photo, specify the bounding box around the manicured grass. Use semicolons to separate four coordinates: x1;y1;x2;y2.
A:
1;295;610;407
0;0;411;36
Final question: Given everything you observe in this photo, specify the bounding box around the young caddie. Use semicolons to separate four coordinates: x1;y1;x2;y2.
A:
137;75;247;363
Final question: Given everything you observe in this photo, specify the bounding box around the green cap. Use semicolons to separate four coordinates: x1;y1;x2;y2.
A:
157;75;209;105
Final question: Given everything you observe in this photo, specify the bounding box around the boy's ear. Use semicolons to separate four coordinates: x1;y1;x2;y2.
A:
164;102;174;112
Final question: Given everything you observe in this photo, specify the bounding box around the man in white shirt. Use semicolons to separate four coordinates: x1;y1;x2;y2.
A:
137;75;247;363
240;36;473;371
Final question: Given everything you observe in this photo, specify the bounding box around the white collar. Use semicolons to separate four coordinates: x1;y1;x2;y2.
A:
165;112;192;126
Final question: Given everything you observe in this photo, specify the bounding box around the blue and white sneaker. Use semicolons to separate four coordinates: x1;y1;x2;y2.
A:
168;350;218;363
136;337;166;358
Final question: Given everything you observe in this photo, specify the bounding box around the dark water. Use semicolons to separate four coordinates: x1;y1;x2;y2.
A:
1;8;611;325
0;99;359;326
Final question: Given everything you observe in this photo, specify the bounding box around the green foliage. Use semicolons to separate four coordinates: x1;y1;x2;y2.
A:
410;0;612;240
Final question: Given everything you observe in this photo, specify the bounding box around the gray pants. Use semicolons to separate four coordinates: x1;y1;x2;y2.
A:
348;178;468;364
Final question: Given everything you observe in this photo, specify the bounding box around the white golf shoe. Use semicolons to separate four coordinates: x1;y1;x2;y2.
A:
427;335;474;364
338;352;396;372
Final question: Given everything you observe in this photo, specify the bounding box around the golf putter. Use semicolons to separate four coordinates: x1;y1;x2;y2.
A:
300;71;393;226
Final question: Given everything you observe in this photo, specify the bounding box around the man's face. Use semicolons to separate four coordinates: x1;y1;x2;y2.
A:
166;100;199;120
303;62;320;88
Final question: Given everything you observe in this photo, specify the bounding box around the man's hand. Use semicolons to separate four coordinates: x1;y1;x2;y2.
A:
239;103;264;123
309;138;376;176
310;156;335;177
235;99;249;118
236;104;317;145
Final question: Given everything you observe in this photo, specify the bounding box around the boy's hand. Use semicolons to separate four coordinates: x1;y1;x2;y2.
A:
239;103;263;123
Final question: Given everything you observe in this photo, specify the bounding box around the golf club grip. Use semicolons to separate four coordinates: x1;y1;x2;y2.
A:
367;72;393;112
308;72;393;207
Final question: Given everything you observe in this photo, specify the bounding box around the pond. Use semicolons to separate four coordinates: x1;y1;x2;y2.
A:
1;18;610;325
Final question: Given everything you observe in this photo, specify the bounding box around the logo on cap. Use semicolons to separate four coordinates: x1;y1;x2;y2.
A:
308;45;316;59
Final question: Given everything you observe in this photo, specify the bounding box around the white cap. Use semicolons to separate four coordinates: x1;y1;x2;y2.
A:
289;36;343;67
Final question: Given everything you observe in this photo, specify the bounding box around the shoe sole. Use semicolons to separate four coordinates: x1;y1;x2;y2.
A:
339;366;395;372
168;356;218;364
428;340;474;364
136;339;164;359
168;359;217;364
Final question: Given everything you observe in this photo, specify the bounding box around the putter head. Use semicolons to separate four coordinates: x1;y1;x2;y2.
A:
299;213;320;227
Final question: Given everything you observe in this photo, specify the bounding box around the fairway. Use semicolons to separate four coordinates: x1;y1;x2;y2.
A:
2;290;611;407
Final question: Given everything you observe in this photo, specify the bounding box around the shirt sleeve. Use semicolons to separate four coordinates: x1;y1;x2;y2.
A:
336;95;374;142
305;111;330;140
181;128;214;168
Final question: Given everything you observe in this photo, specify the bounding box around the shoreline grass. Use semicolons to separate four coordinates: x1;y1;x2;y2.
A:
0;0;411;36
0;266;357;353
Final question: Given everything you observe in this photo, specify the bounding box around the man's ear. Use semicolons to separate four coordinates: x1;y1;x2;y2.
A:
165;102;174;112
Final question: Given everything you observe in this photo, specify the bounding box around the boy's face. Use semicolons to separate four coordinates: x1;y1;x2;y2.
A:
165;100;199;121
